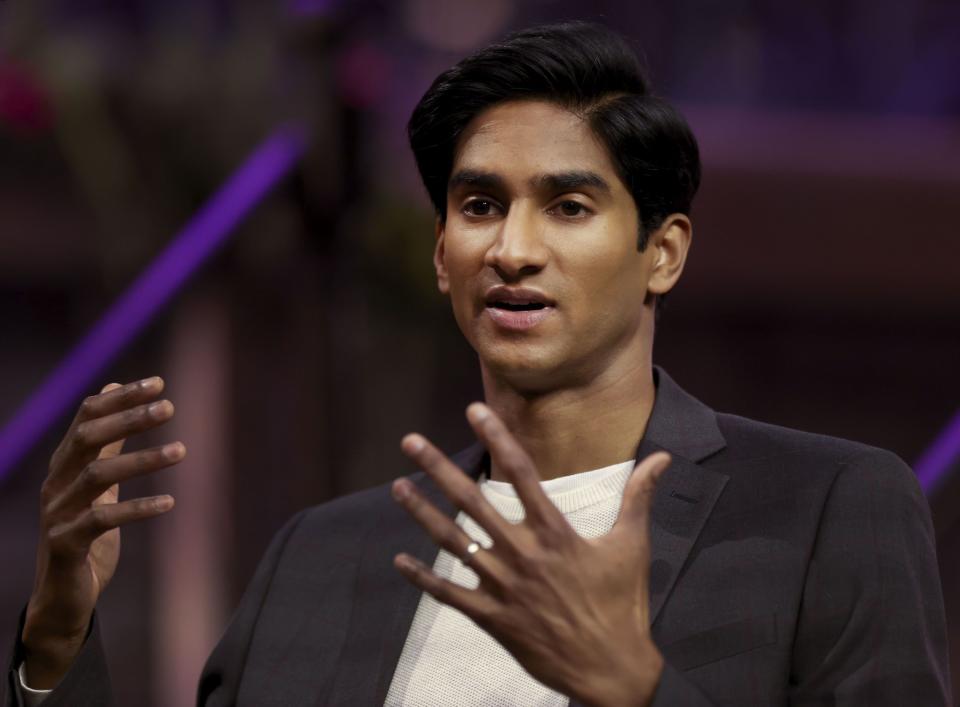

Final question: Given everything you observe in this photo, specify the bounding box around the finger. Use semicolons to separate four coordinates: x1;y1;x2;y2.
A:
465;403;566;531
67;400;175;464
98;384;126;461
400;434;515;550
48;495;175;558
392;477;509;587
613;452;671;533
50;442;186;515
394;553;499;624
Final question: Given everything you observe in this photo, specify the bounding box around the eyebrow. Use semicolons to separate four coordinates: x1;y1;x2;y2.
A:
447;169;505;192
532;170;611;194
447;169;612;195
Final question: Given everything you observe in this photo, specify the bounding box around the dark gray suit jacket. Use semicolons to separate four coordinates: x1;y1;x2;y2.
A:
5;368;952;706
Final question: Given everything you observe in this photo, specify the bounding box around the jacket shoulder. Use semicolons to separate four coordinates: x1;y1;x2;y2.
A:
715;412;907;469
710;413;925;514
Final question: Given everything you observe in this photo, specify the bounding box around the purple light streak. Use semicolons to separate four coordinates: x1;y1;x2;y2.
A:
0;123;307;483
915;409;960;495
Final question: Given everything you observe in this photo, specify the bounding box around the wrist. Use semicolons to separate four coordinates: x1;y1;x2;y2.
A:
574;642;664;707
21;633;85;690
21;601;90;690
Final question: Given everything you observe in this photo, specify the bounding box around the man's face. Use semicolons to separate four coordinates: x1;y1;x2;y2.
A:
435;99;660;391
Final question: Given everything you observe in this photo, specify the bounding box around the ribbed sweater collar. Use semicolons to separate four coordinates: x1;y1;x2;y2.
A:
478;459;635;520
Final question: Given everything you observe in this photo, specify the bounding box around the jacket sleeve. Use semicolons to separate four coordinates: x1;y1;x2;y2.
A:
788;448;952;706
4;609;114;707
197;509;306;706
4;510;306;707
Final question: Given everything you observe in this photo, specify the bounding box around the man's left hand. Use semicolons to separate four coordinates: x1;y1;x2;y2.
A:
391;402;670;707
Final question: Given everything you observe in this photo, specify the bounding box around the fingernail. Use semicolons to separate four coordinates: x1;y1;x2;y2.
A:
652;455;671;478
467;403;488;422
142;376;162;389
162;442;185;461
155;495;175;511
392;479;410;501
149;401;169;416
402;434;424;453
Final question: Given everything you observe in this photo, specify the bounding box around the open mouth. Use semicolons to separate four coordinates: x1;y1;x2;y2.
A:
488;301;547;312
483;294;555;331
482;286;555;330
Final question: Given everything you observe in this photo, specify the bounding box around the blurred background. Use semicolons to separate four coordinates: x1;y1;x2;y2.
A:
1;0;959;704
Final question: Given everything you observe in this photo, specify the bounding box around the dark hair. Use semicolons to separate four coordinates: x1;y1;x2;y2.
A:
407;21;701;251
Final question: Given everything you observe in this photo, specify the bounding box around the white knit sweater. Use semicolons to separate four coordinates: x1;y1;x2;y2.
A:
385;459;636;707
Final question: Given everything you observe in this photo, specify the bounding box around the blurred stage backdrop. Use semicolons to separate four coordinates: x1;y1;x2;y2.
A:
1;1;959;704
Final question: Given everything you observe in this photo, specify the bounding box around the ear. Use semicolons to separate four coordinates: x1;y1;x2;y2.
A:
433;217;450;295
646;213;692;296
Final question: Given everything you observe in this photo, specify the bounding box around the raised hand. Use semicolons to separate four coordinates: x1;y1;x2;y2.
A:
21;377;185;689
391;402;669;707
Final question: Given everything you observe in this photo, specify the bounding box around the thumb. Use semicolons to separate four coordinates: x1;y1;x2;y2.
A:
97;383;126;461
614;451;671;531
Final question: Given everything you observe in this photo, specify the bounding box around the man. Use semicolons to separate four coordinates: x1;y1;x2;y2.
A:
6;21;951;706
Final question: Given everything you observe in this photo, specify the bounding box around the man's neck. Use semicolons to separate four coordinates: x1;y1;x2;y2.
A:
480;354;656;482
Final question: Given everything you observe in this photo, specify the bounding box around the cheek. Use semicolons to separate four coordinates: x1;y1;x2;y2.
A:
559;234;646;303
444;229;487;271
442;237;486;302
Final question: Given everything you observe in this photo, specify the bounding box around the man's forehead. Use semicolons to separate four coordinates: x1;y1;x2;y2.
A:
453;99;616;175
463;98;584;133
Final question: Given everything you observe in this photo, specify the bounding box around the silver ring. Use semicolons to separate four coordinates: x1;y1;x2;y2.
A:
462;541;481;564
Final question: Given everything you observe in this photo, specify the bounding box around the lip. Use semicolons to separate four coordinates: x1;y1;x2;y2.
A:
484;304;555;331
482;285;556;332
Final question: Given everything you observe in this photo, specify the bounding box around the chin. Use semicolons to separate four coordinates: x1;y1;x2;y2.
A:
478;343;573;393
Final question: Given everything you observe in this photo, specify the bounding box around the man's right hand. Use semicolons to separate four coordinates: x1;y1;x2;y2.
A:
20;377;186;689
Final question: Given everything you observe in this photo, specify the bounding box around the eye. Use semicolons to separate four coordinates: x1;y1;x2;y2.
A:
552;200;590;218
462;199;499;217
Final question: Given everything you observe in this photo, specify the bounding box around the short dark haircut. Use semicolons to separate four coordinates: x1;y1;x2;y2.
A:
407;21;701;251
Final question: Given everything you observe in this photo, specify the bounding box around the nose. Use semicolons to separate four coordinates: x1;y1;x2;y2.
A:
483;204;549;280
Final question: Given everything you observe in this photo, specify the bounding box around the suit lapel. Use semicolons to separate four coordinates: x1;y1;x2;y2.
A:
572;370;730;707
641;440;728;626
641;368;729;626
